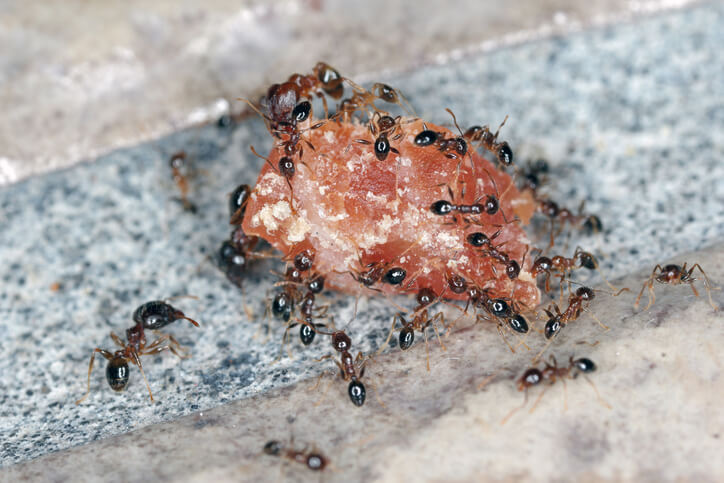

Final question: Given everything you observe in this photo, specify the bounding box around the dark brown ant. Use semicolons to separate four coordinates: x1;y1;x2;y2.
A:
132;300;200;330
229;183;251;225
381;287;445;370
502;355;608;424
430;185;499;223
465;230;524;280
315;328;370;406
263;439;328;471
531;247;617;293
76;322;191;404
338;78;414;118
635;262;718;311
463;116;514;168
542;286;598;340
168;151;197;212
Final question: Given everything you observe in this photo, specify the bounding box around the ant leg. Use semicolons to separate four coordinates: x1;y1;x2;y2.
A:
377;313;402;356
430;313;447;351
532;335;557;364
635;265;662;310
110;332;125;348
690;263;720;311
273;322;297;364
75;348;114;404
132;352;155;403
476;373;497;391
501;390;529;426
164;334;191;359
495;322;516;353
313;372;337;407
422;328;432;372
528;385;551;414
562;378;569;412
587;311;610;331
583;374;612;409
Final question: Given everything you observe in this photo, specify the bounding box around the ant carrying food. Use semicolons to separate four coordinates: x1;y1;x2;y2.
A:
635;262;719;311
501;355;609;424
262;439;328;471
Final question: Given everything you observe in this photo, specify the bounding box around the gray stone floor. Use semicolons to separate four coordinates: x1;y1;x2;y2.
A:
2;2;724;481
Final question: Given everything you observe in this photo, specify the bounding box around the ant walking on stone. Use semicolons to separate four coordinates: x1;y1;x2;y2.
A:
635;262;719;311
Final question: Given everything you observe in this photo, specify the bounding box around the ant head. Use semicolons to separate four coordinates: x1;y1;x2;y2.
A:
505;260;521;280
483;195;499;215
582;215;603;234
576;287;595;301
263;440;283;456
299;323;316;346
307;453;327;471
662;264;684;279
532;256;552;274
416;287;437;307
518;368;542;390
331;331;352;353
106;355;130;392
133;300;195;329
169;152;186;169
294;249;315;272
446;273;468;294
348;380;366;407
540;200;559;218
497;142;513;166
576;251;597;270
272;292;293;322
264;81;300;124
572;357;596;374
399;326;415;350
508;313;529;334
278;157;295;179
314;62;343;97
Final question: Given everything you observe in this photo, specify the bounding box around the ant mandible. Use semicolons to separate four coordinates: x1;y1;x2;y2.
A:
635;262;719;311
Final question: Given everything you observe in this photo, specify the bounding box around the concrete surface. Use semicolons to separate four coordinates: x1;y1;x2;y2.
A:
0;0;700;185
2;2;724;481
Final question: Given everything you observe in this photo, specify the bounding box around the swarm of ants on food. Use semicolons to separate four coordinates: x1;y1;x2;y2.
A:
76;62;720;472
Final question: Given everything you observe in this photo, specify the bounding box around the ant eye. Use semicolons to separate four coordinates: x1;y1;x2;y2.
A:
399;327;415;350
292;101;311;123
106;360;129;391
431;200;453;215
508;314;528;333
348;380;366;406
414;130;438;146
299;323;316;346
384;267;406;285
574;358;596;373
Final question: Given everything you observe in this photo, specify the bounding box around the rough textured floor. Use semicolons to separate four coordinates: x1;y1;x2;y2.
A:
2;3;724;481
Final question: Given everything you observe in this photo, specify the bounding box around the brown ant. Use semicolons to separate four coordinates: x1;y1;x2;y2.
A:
462;116;514;168
76;322;192;404
531;247;618;293
168;151;197;212
502;355;609;424
354;112;408;162
466;231;525;280
635;262;718;311
430;184;499;223
541;286;599;340
262;439;328;471
315;328;371;406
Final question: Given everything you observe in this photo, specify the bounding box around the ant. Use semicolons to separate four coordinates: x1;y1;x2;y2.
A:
430;184;499;223
635;262;719;311
502;355;609;424
76;322;192;404
531;247;618;293
262;439;328;471
462;116;514;168
541;286;598;339
168;151;197;212
466;231;525;280
355;112;406;161
383;287;446;371
315;328;370;406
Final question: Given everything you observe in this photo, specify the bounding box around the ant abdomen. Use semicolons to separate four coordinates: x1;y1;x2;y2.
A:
399;326;415;350
299;323;316;346
348;380;366;406
106;357;130;392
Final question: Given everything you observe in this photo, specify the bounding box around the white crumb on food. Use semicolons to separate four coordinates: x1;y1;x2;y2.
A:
458;255;469;265
436;231;461;249
400;157;412;167
404;176;410;183
422;266;431;274
366;191;388;204
376;214;398;232
318;207;348;222
250;200;291;231
318;185;329;195
258;171;286;196
399;256;406;263
324;131;336;144
287;215;311;243
359;231;387;249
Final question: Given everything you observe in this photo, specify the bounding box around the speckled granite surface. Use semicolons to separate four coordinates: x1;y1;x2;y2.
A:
1;3;724;477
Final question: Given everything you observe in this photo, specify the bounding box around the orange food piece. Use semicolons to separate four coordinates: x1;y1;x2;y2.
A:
242;118;540;309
